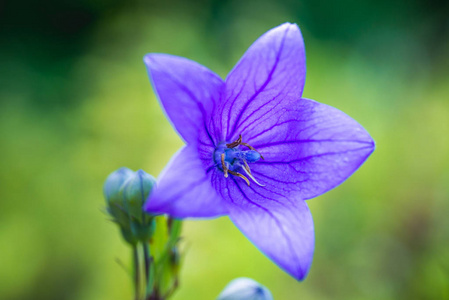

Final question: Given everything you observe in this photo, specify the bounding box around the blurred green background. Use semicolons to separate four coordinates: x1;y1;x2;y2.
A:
1;0;449;299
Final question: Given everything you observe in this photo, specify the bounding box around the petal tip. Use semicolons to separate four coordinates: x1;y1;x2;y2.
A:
370;137;376;151
362;133;376;157
283;249;313;281
143;199;166;217
278;22;298;29
143;53;166;66
144;53;178;67
143;53;155;65
293;264;311;281
143;197;155;213
273;22;301;35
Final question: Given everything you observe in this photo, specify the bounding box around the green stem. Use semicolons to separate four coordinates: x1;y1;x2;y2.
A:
143;243;152;298
133;246;141;300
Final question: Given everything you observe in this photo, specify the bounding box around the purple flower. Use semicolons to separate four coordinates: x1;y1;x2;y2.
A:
143;23;374;280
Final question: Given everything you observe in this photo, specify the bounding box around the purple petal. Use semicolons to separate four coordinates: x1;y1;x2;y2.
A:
226;197;314;280
215;23;306;141
144;54;224;145
245;97;375;200
144;146;228;218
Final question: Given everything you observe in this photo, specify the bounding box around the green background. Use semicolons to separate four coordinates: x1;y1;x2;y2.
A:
1;0;448;299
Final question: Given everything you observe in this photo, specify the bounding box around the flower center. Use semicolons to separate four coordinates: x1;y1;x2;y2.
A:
213;135;264;186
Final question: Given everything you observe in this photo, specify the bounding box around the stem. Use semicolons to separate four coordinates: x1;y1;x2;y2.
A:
164;278;179;299
133;246;141;300
143;243;152;298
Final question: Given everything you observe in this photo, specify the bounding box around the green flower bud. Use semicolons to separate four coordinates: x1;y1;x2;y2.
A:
122;169;156;223
120;227;138;246
103;167;134;227
131;216;156;241
217;278;273;300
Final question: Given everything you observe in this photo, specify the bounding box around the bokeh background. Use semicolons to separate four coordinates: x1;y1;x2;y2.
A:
1;0;448;299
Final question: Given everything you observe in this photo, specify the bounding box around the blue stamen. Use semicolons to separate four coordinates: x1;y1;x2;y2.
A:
213;136;264;186
244;150;261;163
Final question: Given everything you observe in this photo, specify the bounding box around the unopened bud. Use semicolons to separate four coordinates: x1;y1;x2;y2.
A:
103;168;157;244
130;216;156;241
103;167;134;227
120;227;138;246
122;169;156;223
217;278;273;300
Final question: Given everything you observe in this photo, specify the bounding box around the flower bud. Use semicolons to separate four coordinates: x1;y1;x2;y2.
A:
120;227;138;246
130;216;156;241
217;278;273;300
103;167;134;227
122;169;156;223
